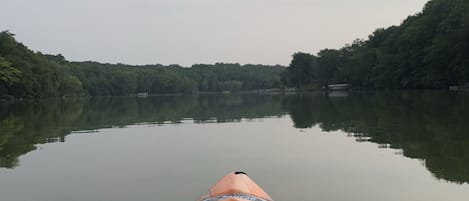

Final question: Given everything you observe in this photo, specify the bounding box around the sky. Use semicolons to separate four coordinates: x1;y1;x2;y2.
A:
1;0;429;66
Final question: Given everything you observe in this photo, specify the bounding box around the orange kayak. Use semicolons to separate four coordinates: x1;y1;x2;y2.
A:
198;172;273;201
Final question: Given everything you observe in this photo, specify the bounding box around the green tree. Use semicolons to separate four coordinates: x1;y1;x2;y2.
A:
0;56;22;96
59;75;84;96
287;52;317;88
317;49;343;88
284;0;469;90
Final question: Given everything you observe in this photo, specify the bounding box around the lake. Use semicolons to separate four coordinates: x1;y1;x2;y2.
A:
0;91;468;201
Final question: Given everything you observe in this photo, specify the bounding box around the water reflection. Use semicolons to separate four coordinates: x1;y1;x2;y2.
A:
0;94;286;169
285;91;469;184
0;92;468;184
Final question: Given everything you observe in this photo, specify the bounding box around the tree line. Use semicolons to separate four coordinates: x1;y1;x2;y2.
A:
283;0;469;90
2;0;469;98
0;31;284;98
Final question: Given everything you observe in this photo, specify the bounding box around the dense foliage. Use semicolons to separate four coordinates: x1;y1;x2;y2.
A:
69;62;197;96
0;31;284;98
70;62;283;96
185;63;283;92
284;0;469;89
3;0;469;97
0;32;84;98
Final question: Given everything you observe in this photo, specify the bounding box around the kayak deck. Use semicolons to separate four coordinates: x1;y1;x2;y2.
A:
199;172;273;201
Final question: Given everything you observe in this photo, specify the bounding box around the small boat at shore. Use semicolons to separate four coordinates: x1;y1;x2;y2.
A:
198;172;273;201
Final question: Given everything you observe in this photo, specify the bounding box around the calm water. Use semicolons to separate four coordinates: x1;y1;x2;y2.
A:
0;92;469;201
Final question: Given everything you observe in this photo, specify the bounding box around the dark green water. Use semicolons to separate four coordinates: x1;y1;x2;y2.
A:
0;92;468;201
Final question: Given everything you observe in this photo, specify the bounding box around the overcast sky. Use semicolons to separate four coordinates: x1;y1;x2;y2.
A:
1;0;429;66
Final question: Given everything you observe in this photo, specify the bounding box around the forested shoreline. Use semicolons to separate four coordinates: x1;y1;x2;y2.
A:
0;32;284;98
1;0;469;99
283;0;469;90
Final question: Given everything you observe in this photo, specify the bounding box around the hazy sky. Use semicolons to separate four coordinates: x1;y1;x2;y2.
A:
1;0;429;66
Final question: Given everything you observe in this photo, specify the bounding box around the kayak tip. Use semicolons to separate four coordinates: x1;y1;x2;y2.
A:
198;171;273;201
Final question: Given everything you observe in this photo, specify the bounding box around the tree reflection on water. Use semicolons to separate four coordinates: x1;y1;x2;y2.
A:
1;92;468;184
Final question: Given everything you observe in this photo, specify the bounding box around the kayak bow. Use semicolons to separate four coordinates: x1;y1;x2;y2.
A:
198;172;273;201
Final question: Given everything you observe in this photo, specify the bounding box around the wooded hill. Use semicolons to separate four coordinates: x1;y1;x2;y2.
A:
283;0;469;89
2;0;469;98
0;31;284;98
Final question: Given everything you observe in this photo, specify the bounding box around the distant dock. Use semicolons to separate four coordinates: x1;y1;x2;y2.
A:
449;83;469;91
137;92;149;97
328;84;349;91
